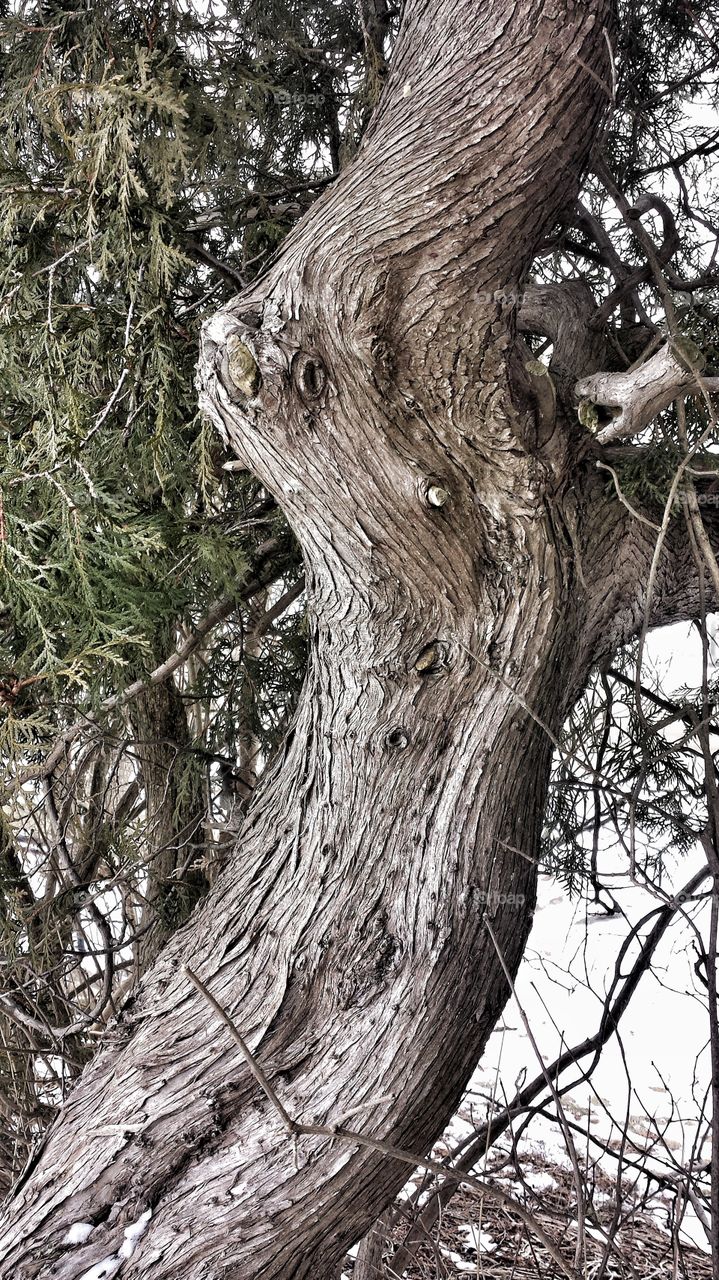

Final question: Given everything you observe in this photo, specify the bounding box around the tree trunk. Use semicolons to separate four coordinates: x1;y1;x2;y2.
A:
128;657;209;972
2;3;699;1278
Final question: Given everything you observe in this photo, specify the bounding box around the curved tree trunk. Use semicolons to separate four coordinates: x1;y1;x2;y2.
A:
2;3;697;1277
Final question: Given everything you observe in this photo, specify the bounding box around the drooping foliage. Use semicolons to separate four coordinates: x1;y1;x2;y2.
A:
0;0;387;741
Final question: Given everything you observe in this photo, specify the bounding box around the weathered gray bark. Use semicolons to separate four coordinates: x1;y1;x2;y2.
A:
0;3;709;1278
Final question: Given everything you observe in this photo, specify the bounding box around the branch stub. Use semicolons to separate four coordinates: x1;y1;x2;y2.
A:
292;352;328;404
223;335;262;399
414;642;450;676
426;483;450;509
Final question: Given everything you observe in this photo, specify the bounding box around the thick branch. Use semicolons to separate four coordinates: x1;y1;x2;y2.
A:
576;343;719;444
518;280;606;381
214;0;617;384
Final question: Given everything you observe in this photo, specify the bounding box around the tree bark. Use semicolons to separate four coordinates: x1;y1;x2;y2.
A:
128;655;209;972
2;3;706;1278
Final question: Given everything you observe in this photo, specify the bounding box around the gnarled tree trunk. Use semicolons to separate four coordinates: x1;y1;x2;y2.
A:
0;3;707;1277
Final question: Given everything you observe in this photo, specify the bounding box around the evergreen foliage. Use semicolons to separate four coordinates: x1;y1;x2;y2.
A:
0;0;388;1181
0;0;380;746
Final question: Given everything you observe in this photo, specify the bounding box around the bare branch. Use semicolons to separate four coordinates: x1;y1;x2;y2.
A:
390;865;710;1275
575;343;719;444
518;280;606;381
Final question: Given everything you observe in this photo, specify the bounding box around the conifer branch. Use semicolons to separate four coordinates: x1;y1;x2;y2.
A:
3;540;299;797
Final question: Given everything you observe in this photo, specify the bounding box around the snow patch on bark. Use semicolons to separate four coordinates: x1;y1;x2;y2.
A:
62;1221;95;1245
120;1208;152;1258
77;1258;122;1280
76;1209;151;1279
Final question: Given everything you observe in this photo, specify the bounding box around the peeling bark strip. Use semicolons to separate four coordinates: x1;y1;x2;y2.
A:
5;4;696;1278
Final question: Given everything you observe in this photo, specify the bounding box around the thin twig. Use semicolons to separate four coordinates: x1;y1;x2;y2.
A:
483;915;587;1270
186;966;581;1280
184;966;298;1133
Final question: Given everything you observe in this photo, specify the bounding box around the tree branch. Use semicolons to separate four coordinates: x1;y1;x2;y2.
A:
576;343;719;444
2;538;293;798
518;280;606;381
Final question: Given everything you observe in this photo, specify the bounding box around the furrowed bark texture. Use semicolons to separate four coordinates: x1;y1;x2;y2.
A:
3;3;705;1278
129;663;209;972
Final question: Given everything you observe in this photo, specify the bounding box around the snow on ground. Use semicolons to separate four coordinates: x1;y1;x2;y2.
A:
461;865;712;1252
427;624;714;1258
390;850;715;1270
387;855;714;1271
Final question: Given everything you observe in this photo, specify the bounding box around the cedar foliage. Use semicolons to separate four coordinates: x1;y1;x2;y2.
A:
0;0;388;1185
